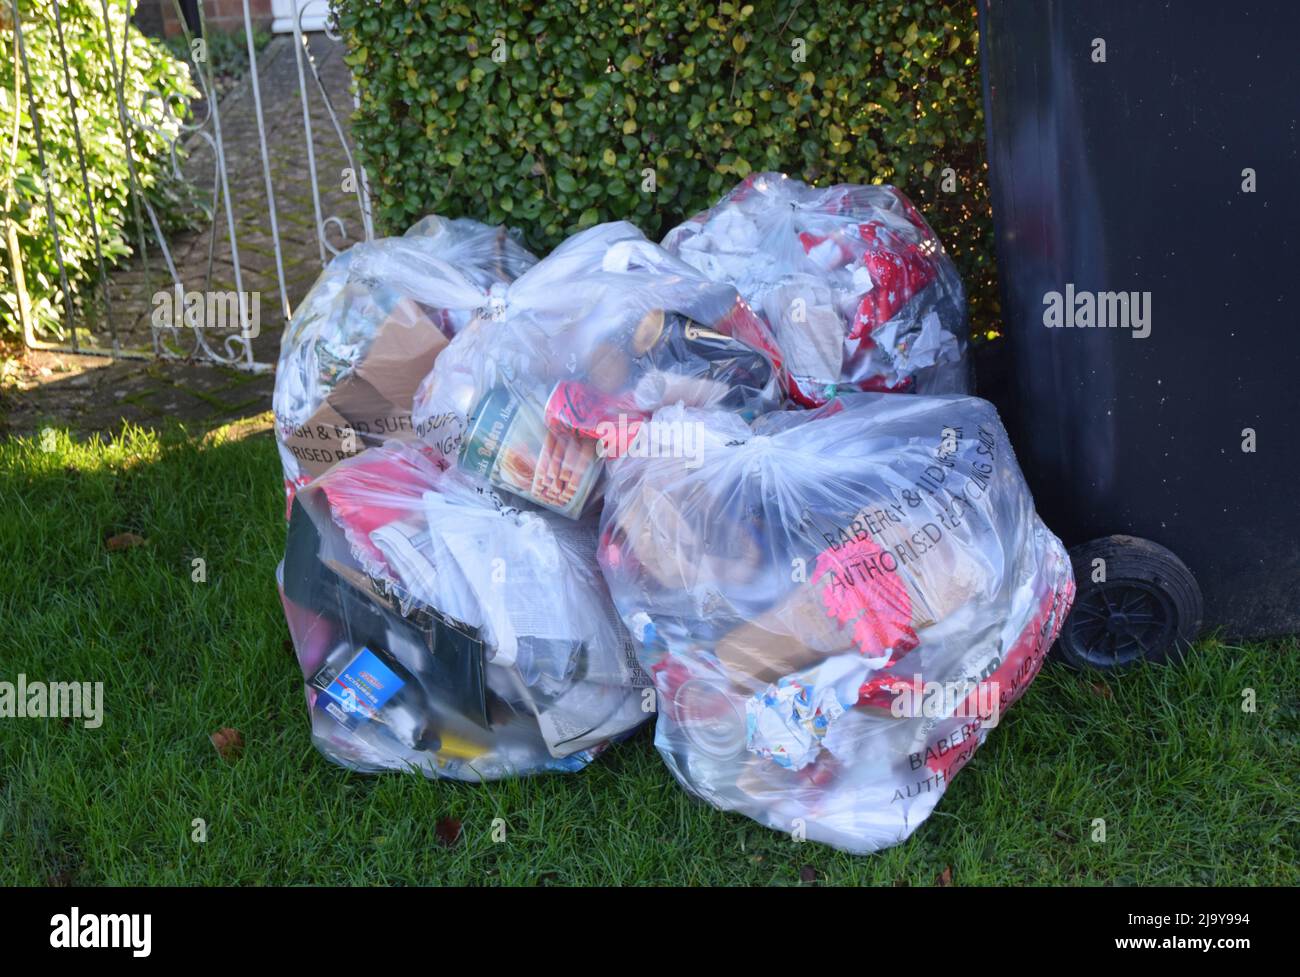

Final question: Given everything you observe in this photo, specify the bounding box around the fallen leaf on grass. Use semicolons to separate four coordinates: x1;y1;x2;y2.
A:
799;864;818;884
210;727;244;761
936;865;953;886
1090;682;1114;700
105;532;146;551
434;817;462;847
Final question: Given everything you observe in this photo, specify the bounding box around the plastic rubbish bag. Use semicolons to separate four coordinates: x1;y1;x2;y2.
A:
597;393;1074;852
279;442;651;781
662;173;969;406
273;216;537;509
411;221;783;519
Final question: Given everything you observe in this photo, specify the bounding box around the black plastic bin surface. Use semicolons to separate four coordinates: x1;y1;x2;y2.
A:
978;1;1298;641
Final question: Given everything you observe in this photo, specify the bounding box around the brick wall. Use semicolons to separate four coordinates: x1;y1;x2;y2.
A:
158;0;272;38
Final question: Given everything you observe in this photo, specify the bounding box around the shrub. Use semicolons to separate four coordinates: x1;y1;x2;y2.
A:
337;0;997;336
0;0;197;339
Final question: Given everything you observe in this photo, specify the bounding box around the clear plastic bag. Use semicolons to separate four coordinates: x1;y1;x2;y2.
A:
662;173;969;406
273;216;537;509
597;393;1074;852
280;442;651;781
411;221;783;519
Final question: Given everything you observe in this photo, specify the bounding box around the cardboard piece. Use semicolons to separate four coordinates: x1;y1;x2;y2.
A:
870;511;983;625
615;482;763;591
279;299;449;479
278;399;360;480
715;581;858;685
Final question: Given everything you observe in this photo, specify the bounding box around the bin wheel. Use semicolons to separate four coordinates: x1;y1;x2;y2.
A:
1054;535;1202;670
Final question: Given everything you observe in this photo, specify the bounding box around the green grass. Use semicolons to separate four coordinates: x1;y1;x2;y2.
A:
0;423;1296;885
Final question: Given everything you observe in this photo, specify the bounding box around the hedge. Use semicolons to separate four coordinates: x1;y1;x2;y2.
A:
337;0;997;337
0;0;195;339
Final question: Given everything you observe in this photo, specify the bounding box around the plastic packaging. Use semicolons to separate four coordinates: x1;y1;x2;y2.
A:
662;173;969;406
280;442;650;781
411;221;783;519
597;393;1074;852
273;216;537;509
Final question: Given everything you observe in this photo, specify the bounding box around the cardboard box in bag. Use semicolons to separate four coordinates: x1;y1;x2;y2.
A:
280;298;450;480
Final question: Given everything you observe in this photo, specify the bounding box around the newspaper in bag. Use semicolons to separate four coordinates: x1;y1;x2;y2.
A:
280;442;650;781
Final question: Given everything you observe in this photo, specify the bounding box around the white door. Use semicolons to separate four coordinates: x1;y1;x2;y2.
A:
271;0;331;33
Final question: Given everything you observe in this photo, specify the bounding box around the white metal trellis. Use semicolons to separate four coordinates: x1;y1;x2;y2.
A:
7;0;373;370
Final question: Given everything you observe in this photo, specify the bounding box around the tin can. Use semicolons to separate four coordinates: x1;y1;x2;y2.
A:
459;385;601;518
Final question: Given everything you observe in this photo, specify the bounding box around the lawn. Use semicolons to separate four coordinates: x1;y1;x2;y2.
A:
0;420;1295;886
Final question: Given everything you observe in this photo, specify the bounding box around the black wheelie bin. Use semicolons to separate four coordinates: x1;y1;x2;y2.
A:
978;0;1299;668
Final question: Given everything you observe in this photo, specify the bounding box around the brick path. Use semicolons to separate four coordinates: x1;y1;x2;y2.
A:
2;33;363;440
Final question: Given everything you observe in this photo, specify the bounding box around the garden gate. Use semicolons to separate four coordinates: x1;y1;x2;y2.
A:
8;0;371;370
